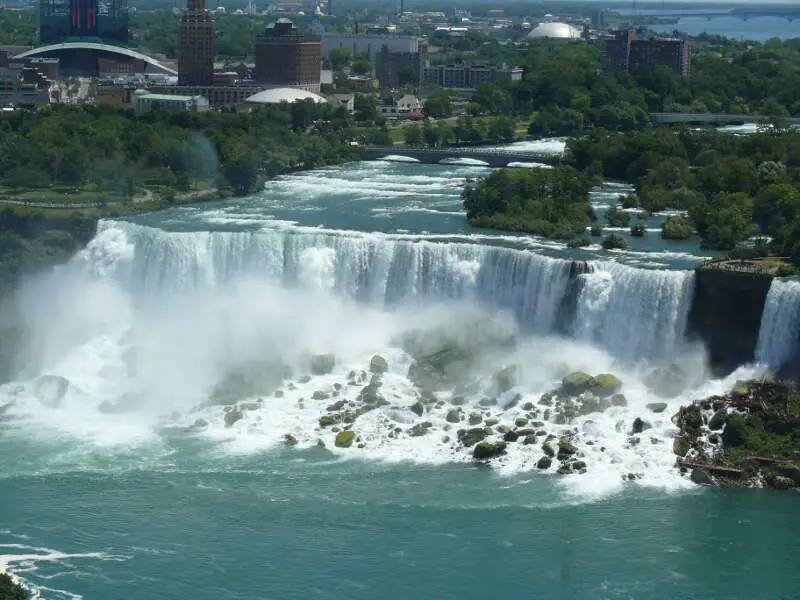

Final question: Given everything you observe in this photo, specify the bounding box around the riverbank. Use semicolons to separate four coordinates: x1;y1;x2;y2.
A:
673;378;800;492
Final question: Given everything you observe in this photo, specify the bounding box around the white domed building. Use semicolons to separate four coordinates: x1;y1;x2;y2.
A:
528;22;582;40
245;87;328;105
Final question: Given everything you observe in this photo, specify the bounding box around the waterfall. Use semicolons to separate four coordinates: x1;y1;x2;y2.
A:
71;220;697;362
572;262;695;362
755;278;800;368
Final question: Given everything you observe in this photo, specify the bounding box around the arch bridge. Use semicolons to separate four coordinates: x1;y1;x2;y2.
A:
361;146;560;168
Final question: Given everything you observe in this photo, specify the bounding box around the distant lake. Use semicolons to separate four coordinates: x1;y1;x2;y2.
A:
651;16;800;41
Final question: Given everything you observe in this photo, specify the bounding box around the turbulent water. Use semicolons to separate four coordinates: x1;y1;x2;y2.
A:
1;148;797;600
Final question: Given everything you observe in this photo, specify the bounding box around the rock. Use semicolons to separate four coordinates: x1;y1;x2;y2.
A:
572;460;587;471
298;375;312;384
631;417;651;434
479;397;498;407
690;468;714;486
274;390;284;398
610;393;627;407
673;437;690;457
523;435;538;445
496;425;510;434
334;430;356;448
284;434;298;446
308;354;335;376
522;402;534;411
708;408;727;431
646;402;668;414
503;393;522;410
369;355;389;374
503;430;520;442
515;417;528;427
33;374;70;408
189;418;209;430
561;372;596;396
224;407;243;427
493;365;519;395
644;365;686;398
410;401;424;417
326;400;347;412
768;475;796;490
446;408;462;424
458;427;487;447
557;437;578;460
405;422;428;437
317;438;326;449
628;436;641;446
538;393;554;406
484;418;499;427
541;442;555;458
312;390;330;400
777;464;800;485
468;412;483;425
473;442;507;460
721;413;748;447
319;415;338;427
536;456;552;469
358;384;382;404
594;374;621;397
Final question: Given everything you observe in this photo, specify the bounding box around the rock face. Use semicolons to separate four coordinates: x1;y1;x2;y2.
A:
33;374;70;408
687;267;773;374
224;407;243;427
335;430;356;448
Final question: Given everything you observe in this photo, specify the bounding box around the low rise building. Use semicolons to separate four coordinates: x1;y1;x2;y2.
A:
422;61;522;91
132;89;210;114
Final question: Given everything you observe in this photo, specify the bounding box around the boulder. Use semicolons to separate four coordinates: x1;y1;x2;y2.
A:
188;418;209;430
542;442;555;458
538;393;554;406
777;464;800;485
572;460;587;471
317;438;327;449
631;417;651;434
644;365;686;398
646;402;668;414
503;430;520;442
283;434;298;446
310;354;336;376
484;418;499;427
594;374;621;397
493;365;519;395
610;393;628;407
319;415;338;427
557;438;578;460
408;422;433;437
536;456;552;469
473;442;507;460
468;412;483;425
458;427;487;447
410;401;424;417
33;374;70;408
326;399;347;412
708;408;727;431
515;417;528;427
767;475;796;490
224;407;243;428
446;408;462;424
673;437;690;457
312;390;330;400
690;468;714;486
522;435;538;445
561;372;596;396
358;384;382;405
369;355;389;375
334;430;356;448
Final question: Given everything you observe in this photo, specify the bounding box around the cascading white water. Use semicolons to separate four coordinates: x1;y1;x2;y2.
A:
572;262;695;362
79;220;575;336
755;278;800;367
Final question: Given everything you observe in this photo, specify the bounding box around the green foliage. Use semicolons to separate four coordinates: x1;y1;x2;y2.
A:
630;222;646;237
0;573;28;600
462;166;590;239
567;236;591;248
601;234;628;250
661;215;694;240
605;205;630;227
590;224;603;237
423;89;455;119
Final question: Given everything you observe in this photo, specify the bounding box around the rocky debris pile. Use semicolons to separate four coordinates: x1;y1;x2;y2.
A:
672;378;800;492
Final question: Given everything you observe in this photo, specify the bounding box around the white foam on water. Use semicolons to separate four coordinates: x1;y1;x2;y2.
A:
439;157;490;166
755;278;800;367
373;154;420;163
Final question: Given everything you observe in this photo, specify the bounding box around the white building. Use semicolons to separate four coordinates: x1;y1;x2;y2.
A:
132;89;210;114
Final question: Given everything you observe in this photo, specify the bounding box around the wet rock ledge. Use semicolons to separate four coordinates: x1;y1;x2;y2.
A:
672;379;800;492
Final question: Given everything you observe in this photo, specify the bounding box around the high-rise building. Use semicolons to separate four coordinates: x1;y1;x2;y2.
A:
178;0;215;87
255;19;321;92
375;45;420;88
601;30;690;78
39;0;129;46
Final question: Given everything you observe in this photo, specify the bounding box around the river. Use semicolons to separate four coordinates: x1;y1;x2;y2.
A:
1;140;799;600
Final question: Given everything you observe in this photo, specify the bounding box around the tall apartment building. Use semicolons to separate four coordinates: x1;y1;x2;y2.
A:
375;45;420;88
178;0;215;87
422;61;522;91
255;18;321;92
39;0;129;45
601;30;690;78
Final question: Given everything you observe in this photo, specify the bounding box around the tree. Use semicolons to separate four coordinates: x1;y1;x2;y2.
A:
470;82;511;115
404;123;422;146
0;572;28;600
222;147;260;196
329;48;351;71
351;59;373;76
423;89;453;118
